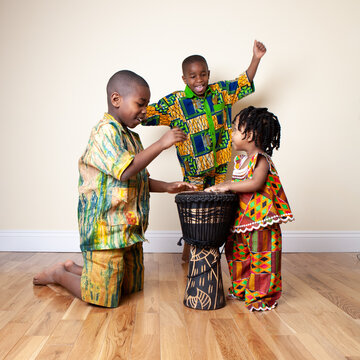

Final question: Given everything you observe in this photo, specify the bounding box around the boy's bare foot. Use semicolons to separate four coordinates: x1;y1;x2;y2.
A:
64;260;83;276
33;262;65;285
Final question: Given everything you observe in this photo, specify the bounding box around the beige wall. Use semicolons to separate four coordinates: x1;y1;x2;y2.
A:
0;0;359;232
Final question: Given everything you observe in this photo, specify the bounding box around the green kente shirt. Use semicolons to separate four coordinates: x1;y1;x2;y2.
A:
144;72;254;177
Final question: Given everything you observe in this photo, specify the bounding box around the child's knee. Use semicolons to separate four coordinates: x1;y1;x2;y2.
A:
81;249;125;307
80;243;144;307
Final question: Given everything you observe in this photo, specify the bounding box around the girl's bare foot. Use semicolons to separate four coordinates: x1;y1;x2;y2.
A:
64;260;83;276
33;262;65;285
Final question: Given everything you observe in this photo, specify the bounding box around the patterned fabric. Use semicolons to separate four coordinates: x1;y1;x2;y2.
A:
184;163;227;190
78;113;150;251
225;224;282;309
143;72;254;178
232;153;294;233
81;242;144;307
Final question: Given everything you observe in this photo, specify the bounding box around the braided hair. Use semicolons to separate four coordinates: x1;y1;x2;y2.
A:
233;106;281;156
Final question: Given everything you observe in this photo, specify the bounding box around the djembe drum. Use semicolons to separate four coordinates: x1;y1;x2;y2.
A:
175;191;237;310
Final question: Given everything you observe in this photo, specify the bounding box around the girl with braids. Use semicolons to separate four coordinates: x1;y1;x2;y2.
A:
205;106;294;311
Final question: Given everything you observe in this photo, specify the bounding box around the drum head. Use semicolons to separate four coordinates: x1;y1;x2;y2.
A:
175;191;237;248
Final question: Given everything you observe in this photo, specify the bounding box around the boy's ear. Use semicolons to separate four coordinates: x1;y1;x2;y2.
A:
182;75;187;85
110;92;122;108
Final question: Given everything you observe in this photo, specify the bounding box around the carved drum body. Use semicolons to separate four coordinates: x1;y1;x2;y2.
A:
175;192;237;310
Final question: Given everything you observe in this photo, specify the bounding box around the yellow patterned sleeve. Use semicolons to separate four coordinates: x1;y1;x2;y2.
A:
82;122;134;180
221;72;255;105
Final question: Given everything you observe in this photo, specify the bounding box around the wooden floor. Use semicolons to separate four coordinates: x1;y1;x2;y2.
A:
0;252;359;360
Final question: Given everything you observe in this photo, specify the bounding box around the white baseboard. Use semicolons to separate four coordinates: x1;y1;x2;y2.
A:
0;230;359;253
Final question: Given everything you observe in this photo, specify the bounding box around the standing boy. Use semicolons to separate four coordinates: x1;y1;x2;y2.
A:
33;70;194;307
143;40;267;260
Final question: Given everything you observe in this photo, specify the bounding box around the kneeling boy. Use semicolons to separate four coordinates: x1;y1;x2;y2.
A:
33;70;194;307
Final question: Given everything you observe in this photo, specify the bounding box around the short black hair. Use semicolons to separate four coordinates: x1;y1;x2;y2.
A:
106;70;149;103
182;55;208;74
233;106;281;156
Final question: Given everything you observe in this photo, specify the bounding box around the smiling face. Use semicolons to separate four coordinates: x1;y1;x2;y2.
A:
110;84;150;129
182;61;210;97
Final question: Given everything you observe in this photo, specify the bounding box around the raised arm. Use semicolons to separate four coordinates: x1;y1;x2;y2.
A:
120;128;186;181
246;40;267;83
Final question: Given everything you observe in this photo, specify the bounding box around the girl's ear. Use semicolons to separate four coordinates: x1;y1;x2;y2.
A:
247;130;254;142
110;92;122;108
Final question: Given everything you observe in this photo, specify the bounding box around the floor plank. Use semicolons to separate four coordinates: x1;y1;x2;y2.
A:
0;251;359;359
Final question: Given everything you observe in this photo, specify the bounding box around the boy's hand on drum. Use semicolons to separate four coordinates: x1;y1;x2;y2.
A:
166;181;196;193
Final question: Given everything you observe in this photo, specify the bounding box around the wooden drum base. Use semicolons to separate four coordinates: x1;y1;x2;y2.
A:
183;245;225;310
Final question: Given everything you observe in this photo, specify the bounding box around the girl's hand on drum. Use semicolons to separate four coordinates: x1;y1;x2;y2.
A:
205;182;231;193
166;181;196;193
